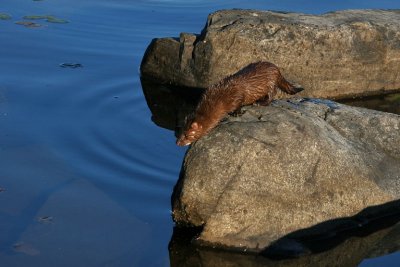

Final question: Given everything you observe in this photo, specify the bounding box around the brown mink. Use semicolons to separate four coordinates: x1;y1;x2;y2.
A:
176;61;303;146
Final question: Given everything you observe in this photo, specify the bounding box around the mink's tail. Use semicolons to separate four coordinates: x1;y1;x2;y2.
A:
277;75;304;95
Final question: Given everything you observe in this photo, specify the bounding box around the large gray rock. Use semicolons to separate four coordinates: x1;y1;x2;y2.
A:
172;98;400;251
141;9;400;99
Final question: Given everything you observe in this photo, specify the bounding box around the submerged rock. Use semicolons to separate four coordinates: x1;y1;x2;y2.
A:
141;9;400;99
171;98;400;252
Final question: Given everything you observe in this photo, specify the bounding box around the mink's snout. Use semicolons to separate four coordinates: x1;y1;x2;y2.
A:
176;133;194;146
176;137;191;146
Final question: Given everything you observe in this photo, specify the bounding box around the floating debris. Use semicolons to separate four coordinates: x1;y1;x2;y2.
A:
23;15;68;24
0;13;12;20
38;216;53;223
59;63;83;68
0;187;5;192
15;21;42;28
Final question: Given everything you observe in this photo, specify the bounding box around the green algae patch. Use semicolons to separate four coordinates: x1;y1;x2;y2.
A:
46;16;69;23
23;15;47;20
0;13;12;20
23;15;69;24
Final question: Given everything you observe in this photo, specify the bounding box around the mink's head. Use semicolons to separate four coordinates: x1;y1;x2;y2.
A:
176;115;203;146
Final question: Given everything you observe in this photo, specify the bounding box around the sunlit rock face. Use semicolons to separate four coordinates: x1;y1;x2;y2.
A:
141;9;400;99
172;98;400;251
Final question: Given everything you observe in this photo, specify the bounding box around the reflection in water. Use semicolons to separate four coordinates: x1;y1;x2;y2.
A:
141;78;400;134
169;204;400;267
141;77;203;132
339;93;400;115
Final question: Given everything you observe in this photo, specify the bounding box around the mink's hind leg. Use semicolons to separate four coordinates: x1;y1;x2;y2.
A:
255;87;277;106
255;95;273;106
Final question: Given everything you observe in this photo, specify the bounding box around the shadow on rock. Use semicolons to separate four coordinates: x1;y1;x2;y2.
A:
262;199;400;258
169;202;400;267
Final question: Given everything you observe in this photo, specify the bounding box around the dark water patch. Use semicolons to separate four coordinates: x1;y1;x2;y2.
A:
339;92;400;115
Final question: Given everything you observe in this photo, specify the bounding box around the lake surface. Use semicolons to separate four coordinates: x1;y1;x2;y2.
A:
0;0;399;266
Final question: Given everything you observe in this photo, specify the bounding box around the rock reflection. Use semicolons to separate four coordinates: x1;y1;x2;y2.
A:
140;78;400;135
140;77;203;133
169;213;400;267
339;93;400;115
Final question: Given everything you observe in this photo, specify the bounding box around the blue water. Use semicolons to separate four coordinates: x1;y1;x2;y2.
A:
362;253;400;267
0;0;399;266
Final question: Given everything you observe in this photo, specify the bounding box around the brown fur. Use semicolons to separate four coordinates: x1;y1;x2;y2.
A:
176;61;303;146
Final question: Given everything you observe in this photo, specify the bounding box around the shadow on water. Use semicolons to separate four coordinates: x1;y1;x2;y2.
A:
0;176;75;255
141;79;400;266
0;145;152;265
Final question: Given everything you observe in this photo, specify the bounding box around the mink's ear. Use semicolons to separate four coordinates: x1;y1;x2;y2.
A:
191;122;199;130
191;122;203;130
